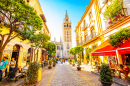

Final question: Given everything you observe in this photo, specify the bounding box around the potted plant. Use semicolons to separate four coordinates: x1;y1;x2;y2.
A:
25;61;40;85
48;59;52;69
72;59;75;66
103;0;123;24
53;59;56;67
99;63;113;86
56;58;58;63
68;59;72;64
77;60;81;71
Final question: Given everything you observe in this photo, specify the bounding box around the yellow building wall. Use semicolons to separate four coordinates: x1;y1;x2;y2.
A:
1;26;31;68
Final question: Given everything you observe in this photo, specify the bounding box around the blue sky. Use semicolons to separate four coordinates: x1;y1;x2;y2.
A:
39;0;90;47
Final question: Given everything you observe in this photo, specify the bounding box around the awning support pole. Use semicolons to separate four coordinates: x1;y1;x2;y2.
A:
116;49;123;65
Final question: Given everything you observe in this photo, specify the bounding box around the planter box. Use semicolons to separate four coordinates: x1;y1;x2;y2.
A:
48;66;52;69
77;67;81;71
53;65;55;67
99;80;113;86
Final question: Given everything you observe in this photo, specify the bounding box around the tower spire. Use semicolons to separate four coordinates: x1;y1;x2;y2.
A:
64;10;69;22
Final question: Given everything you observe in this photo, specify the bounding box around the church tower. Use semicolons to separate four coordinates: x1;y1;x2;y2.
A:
62;11;72;58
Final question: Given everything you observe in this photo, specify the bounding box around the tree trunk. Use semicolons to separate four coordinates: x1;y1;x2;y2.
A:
34;50;36;61
0;50;3;62
36;49;38;62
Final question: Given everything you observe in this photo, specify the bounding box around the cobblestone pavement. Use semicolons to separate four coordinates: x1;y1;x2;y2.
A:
38;62;119;86
37;65;56;86
0;62;122;86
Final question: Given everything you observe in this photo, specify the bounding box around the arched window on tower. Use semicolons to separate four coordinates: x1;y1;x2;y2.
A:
67;24;68;27
67;43;69;49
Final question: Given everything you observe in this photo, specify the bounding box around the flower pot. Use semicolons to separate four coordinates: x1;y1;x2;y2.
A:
48;66;52;69
73;64;75;66
53;65;55;67
99;80;113;86
77;67;81;71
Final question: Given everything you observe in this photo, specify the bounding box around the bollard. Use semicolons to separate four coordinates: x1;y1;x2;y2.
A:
37;67;42;81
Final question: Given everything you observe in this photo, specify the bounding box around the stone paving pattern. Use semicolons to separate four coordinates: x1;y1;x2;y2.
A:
49;62;91;86
0;61;129;86
37;66;56;86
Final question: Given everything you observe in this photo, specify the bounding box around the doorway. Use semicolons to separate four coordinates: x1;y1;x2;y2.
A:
11;45;20;66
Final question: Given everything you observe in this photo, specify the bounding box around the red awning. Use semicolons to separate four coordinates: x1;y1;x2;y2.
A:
91;40;117;56
118;40;130;54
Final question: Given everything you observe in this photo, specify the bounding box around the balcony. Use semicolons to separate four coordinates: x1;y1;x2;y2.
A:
78;32;99;46
82;24;88;31
105;8;128;29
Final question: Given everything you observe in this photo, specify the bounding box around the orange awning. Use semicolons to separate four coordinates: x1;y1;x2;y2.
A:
91;40;117;56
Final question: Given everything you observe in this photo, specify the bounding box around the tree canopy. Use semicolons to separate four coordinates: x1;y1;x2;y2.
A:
86;48;93;59
69;48;76;55
30;33;50;49
74;46;84;54
109;28;130;47
0;0;43;60
43;42;56;58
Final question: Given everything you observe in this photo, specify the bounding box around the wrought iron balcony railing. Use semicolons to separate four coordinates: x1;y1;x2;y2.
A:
78;32;99;46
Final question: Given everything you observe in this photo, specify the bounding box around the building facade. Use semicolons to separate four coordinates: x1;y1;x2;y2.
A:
0;0;50;69
75;0;102;63
62;12;72;58
52;37;63;58
75;0;130;66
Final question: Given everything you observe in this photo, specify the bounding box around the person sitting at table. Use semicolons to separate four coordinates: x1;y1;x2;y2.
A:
9;58;16;71
119;64;129;78
0;56;8;83
22;63;29;75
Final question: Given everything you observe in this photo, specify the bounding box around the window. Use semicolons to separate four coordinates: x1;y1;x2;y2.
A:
83;20;86;27
67;24;68;27
66;19;68;21
91;26;95;38
64;25;66;27
93;45;97;49
69;25;71;27
57;46;60;50
67;43;69;49
89;12;92;20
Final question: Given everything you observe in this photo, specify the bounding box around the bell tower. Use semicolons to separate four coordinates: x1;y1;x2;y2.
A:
62;11;72;58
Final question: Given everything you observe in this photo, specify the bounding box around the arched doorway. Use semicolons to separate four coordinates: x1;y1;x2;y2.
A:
11;44;20;66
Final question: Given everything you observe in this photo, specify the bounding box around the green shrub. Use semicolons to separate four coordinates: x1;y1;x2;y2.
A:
49;59;52;66
53;59;56;65
25;61;40;85
77;60;81;67
103;0;122;22
99;63;113;82
56;58;59;61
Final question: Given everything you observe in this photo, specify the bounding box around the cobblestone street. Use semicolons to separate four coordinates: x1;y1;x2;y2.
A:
38;62;119;86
